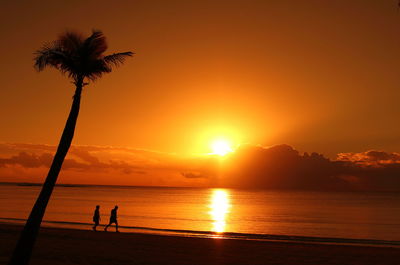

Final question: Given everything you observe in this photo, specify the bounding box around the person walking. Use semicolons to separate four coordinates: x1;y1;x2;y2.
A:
104;205;119;232
92;205;101;231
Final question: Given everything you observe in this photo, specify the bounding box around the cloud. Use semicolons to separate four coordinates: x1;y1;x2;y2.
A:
335;150;400;191
215;145;400;191
0;143;211;187
0;149;144;174
217;144;350;190
181;172;208;178
337;150;400;166
0;152;52;168
0;143;183;173
0;143;400;191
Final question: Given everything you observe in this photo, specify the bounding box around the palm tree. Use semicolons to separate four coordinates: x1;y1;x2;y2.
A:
8;30;133;265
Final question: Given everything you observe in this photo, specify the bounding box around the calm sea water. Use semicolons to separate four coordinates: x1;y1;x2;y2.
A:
1;184;400;243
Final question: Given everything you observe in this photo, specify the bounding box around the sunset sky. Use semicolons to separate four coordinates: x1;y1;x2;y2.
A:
1;0;400;188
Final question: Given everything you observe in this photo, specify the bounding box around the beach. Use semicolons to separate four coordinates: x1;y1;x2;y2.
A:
1;224;399;265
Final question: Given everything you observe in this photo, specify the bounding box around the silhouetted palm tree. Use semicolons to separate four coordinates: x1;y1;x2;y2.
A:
8;30;133;265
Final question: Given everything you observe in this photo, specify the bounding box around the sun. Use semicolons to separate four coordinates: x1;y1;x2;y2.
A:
211;139;233;156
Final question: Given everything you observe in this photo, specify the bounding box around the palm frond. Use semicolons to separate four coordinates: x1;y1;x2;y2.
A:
34;42;66;71
82;59;112;81
83;30;108;58
103;52;134;68
34;43;81;81
58;31;84;54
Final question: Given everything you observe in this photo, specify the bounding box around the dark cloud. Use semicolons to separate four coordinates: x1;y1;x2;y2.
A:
214;145;400;191
0;148;143;175
0;152;52;168
218;144;349;190
336;150;400;191
181;172;209;179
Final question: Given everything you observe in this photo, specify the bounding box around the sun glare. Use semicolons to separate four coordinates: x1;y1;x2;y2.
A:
209;189;231;233
211;139;233;156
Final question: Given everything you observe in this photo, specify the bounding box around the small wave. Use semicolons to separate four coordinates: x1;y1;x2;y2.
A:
1;217;399;247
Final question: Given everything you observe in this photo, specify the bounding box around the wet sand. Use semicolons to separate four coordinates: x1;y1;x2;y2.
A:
1;224;399;265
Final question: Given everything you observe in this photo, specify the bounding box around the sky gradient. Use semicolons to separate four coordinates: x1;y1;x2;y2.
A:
0;0;399;187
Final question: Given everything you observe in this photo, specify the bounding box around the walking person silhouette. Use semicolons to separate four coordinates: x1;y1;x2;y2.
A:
92;205;101;231
104;205;119;232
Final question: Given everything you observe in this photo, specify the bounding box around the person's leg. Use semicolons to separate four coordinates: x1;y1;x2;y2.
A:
104;221;111;231
115;220;119;232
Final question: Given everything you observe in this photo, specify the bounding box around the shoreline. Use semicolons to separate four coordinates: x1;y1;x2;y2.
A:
1;223;400;265
1;218;399;248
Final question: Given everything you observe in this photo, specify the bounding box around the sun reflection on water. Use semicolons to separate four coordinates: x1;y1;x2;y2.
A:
209;189;231;233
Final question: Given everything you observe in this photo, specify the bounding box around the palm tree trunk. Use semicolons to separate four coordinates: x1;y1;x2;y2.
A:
8;76;84;265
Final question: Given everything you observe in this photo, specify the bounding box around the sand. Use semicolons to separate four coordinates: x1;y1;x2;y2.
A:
1;224;399;265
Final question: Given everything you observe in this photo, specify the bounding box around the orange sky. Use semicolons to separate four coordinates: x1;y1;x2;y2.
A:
0;1;400;187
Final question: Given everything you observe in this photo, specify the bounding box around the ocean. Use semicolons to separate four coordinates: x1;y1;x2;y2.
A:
1;184;400;245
